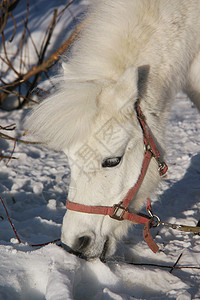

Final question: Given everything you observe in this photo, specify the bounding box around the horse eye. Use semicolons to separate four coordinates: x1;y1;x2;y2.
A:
102;156;122;168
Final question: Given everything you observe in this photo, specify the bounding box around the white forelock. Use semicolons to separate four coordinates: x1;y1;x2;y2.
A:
26;80;102;150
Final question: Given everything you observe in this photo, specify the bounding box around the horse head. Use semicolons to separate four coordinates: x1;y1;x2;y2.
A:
27;65;161;259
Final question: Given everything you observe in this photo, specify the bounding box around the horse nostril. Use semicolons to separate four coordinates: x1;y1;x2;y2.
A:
76;235;91;252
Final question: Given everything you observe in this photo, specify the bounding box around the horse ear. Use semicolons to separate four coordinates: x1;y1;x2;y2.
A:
114;65;138;112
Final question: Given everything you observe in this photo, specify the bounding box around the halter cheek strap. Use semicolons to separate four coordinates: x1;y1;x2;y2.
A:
66;101;168;253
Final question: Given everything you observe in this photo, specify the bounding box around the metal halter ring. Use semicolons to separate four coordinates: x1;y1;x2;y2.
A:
152;214;161;228
147;208;161;228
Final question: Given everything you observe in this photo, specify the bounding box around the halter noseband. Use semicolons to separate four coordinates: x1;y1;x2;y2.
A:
66;101;168;253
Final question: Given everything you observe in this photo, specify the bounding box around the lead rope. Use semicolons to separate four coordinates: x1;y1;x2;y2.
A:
147;201;200;235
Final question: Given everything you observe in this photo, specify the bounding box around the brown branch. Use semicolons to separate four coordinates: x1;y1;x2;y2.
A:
22;8;58;107
0;132;41;145
0;196;21;243
9;13;17;42
19;0;29;74
31;239;61;247
0;122;41;162
0;1;10;35
1;31;21;77
0;154;17;160
0;123;16;130
0;44;22;79
0;195;61;246
25;18;39;59
0;0;20;36
127;261;200;271
39;8;57;63
0;22;84;105
56;0;76;23
169;252;183;273
0;86;38;104
0;122;41;165
6;137;17;165
1;1;29;80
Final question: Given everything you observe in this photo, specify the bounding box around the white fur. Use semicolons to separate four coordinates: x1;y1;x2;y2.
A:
26;0;200;259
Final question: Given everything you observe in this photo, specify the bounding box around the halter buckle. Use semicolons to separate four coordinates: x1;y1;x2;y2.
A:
110;203;128;221
158;161;168;176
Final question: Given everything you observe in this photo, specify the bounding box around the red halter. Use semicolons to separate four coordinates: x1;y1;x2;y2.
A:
66;101;168;253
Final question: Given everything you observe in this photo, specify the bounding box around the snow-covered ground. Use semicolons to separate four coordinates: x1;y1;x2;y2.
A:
0;1;200;299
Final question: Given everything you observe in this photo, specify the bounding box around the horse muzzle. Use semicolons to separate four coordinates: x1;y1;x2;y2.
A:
61;234;110;261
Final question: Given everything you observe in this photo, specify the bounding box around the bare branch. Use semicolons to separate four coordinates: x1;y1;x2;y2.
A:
1;31;21;76
0;132;41;145
0;22;84;105
0;86;38;104
0;0;84;108
0;0;20;35
23;8;58;106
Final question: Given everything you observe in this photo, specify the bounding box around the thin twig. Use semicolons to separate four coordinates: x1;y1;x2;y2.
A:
0;154;17;160
0;1;9;35
39;8;57;63
0;122;38;161
0;132;41;145
31;239;61;247
19;0;29;75
25;18;40;59
0;195;60;247
0;123;16;130
126;261;200;271
0;86;38;103
22;8;58;107
9;13;17;42
0;196;21;243
1;32;20;76
0;0;20;35
6;137;17;165
56;0;76;24
169;252;183;273
1;0;29;80
0;22;84;105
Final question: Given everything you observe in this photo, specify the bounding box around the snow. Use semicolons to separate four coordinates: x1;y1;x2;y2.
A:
0;1;200;299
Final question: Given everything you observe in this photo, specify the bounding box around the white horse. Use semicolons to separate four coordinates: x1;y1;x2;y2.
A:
27;0;200;259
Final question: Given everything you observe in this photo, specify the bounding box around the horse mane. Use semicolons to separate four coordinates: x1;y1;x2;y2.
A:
26;79;102;150
26;0;157;150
